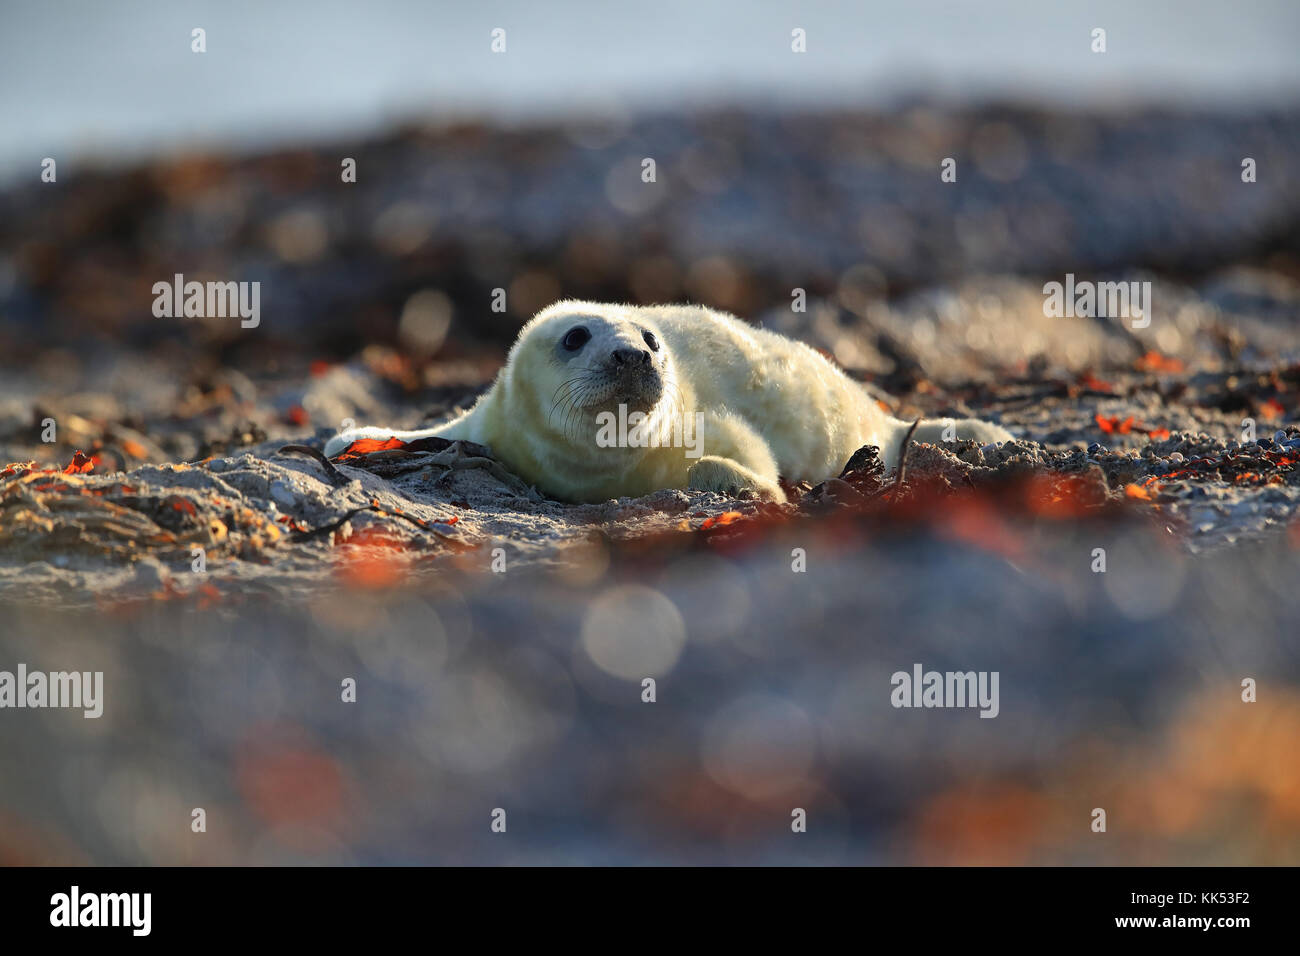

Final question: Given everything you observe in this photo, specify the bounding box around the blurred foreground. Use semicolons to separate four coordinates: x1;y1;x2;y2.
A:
2;517;1297;865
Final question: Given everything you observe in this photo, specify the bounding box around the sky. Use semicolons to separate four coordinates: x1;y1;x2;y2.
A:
1;0;1298;181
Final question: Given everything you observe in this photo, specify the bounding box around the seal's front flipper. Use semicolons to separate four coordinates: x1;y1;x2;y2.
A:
687;456;786;502
908;418;1015;446
882;418;1015;465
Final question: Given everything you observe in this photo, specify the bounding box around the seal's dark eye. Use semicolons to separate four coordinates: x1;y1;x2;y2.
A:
642;330;660;352
561;327;590;351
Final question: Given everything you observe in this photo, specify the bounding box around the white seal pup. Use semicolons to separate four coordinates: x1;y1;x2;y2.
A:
324;301;1013;503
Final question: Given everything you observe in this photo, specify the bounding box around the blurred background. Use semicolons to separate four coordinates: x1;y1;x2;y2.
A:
5;0;1300;174
3;0;1299;373
1;0;1299;865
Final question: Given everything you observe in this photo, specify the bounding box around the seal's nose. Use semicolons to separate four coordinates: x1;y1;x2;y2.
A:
611;348;651;367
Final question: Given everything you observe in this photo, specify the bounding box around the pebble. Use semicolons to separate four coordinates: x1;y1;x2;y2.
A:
1170;452;1184;463
1259;438;1273;449
132;559;169;592
270;479;298;509
820;478;865;505
1087;443;1102;455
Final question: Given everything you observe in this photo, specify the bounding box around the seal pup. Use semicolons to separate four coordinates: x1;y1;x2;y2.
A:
324;301;1013;503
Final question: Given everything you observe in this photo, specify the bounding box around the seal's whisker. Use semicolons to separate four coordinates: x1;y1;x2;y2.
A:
565;391;585;438
660;380;686;430
550;383;581;433
563;385;590;443
551;383;585;417
551;374;597;408
551;376;587;407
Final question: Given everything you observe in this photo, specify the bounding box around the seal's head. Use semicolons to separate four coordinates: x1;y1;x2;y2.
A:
509;301;678;442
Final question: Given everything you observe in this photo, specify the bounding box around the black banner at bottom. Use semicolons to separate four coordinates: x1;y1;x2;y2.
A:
0;866;1282;942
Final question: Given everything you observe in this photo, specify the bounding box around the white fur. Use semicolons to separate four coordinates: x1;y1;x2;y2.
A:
324;301;1013;502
